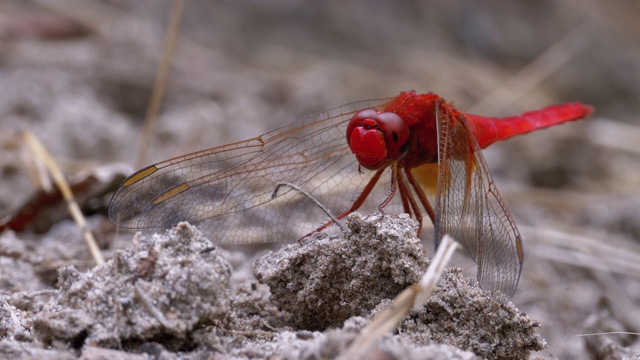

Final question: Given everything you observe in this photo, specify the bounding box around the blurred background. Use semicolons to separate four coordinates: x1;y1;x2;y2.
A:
1;1;639;358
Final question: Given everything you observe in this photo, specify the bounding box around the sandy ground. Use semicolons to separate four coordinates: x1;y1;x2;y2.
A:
1;1;640;359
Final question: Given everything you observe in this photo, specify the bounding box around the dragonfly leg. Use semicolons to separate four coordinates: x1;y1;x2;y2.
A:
377;162;399;216
398;174;413;218
404;167;435;235
397;169;423;234
299;165;388;240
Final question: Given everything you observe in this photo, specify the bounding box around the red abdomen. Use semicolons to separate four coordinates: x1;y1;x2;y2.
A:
381;92;593;168
466;103;594;149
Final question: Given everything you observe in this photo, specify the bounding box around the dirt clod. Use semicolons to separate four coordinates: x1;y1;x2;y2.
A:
254;213;429;330
254;213;545;358
31;223;232;349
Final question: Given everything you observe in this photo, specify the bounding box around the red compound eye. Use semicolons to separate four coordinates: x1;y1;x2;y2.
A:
346;109;409;170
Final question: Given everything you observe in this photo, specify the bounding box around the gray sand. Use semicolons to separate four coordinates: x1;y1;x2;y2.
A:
1;214;544;359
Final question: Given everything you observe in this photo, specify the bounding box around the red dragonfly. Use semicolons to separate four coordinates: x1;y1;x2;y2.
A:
109;91;592;302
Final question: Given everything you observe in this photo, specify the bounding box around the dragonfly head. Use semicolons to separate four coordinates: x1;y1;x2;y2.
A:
346;109;409;170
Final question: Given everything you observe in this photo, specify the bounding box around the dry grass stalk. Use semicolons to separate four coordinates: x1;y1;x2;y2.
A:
22;131;105;265
521;226;640;279
468;23;592;115
136;0;185;167
337;235;459;360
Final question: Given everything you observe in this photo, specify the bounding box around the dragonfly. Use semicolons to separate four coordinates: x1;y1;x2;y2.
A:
109;90;593;302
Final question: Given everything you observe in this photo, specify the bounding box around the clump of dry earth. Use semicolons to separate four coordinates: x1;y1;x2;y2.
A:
1;214;545;359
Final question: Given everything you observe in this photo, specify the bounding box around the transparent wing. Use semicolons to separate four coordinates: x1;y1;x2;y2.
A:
109;98;401;244
434;102;524;303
